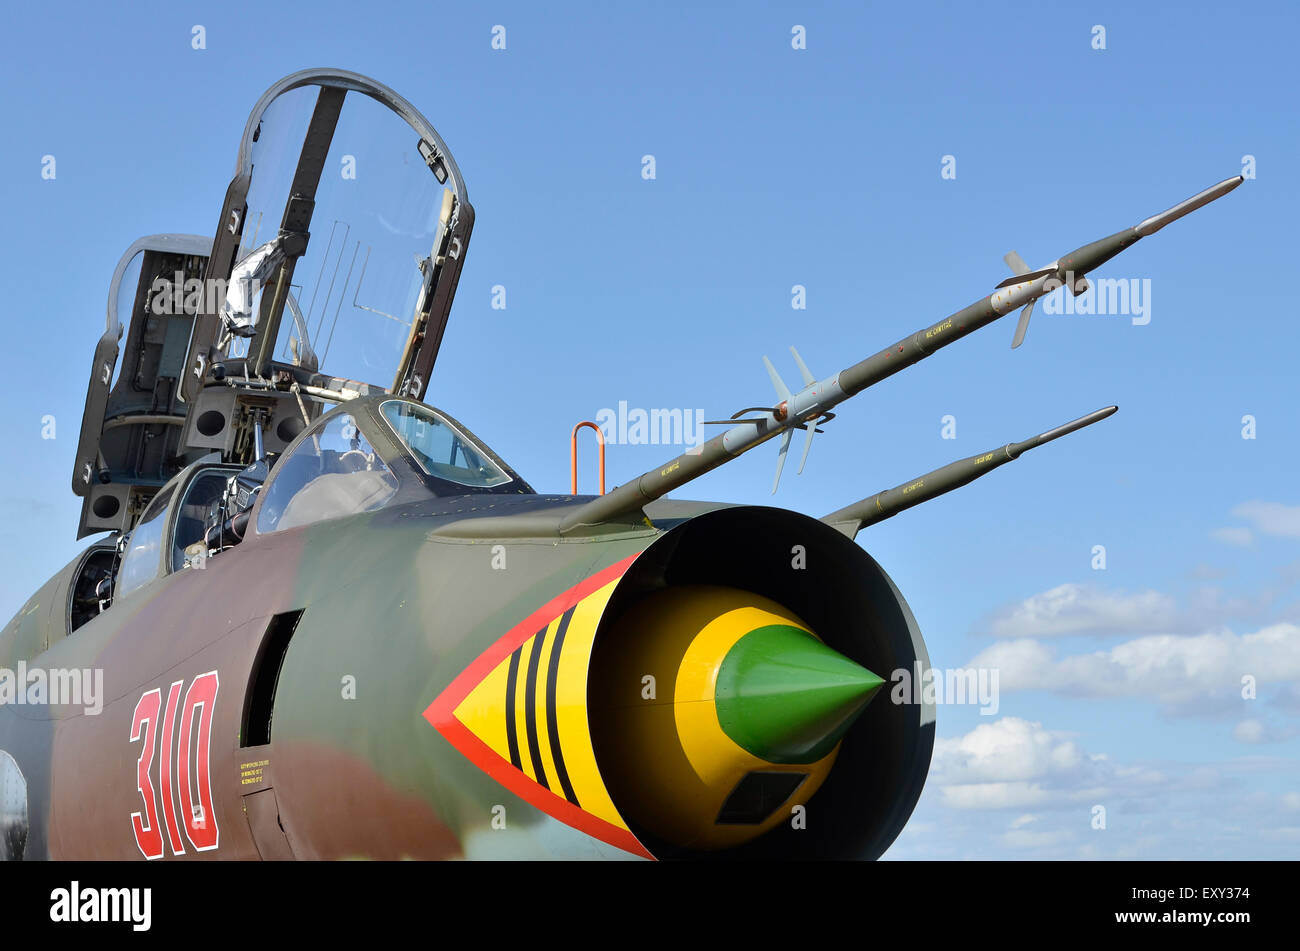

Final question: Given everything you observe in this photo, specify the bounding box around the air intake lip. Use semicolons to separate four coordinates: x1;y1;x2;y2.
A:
587;505;935;860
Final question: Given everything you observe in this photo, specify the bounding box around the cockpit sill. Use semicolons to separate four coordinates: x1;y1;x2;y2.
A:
388;495;733;541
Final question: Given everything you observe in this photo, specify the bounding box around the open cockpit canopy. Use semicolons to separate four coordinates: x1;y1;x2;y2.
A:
193;69;472;399
72;70;474;538
72;234;213;537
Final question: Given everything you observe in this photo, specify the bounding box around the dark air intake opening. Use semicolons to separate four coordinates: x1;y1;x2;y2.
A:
241;609;304;747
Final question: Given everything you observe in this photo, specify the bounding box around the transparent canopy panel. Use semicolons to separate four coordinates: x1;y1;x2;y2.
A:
210;72;468;396
108;249;142;390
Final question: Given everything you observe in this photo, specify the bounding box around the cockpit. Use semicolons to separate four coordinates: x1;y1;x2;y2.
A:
71;70;478;540
256;410;398;533
254;397;529;535
67;69;496;619
105;395;531;604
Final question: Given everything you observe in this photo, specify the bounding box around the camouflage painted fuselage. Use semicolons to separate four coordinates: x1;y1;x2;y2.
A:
0;482;934;861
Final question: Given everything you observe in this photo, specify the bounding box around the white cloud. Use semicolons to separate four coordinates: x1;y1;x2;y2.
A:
1213;500;1300;547
887;717;1300;859
983;583;1179;638
940;782;1053;810
1002;821;1076;851
1186;562;1230;581
1228;716;1295;745
1231;501;1300;538
966;623;1300;714
1234;719;1264;743
980;572;1290;655
1212;526;1254;547
930;717;1114;810
933;716;1088;783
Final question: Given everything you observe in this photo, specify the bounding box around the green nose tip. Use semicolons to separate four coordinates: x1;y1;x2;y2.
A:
714;625;885;764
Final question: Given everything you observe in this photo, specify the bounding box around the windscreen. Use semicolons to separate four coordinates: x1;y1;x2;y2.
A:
380;400;511;488
256;412;398;533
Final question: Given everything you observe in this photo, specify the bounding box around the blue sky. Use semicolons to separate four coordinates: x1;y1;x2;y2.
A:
1;1;1296;858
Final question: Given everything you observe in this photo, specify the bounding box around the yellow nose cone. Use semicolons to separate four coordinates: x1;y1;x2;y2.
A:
588;585;882;851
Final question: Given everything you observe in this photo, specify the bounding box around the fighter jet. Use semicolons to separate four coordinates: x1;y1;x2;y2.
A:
0;69;1242;861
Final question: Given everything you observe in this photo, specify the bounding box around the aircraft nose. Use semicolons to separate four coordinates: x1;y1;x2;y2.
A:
589;585;885;851
714;623;884;764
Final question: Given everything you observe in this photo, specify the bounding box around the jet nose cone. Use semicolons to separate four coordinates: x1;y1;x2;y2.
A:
715;624;885;764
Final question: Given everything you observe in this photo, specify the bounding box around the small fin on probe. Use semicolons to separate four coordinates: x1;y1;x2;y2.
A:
771;429;793;494
1002;250;1038;348
763;356;792;402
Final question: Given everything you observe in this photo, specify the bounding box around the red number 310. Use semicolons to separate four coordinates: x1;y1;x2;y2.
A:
128;671;220;859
